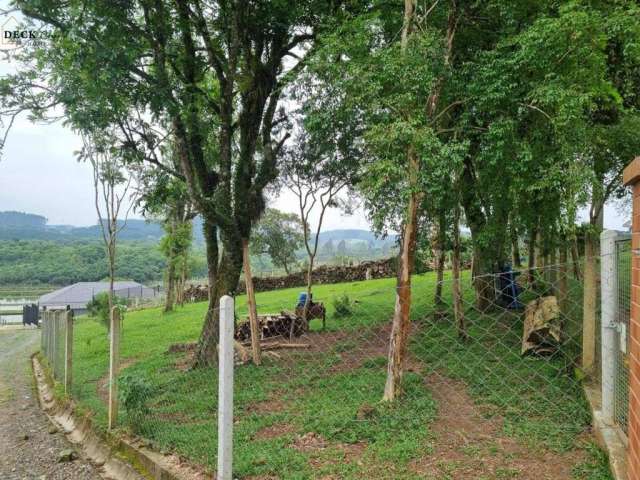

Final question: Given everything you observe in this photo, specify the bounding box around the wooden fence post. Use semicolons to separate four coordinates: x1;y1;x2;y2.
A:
108;307;121;430
64;310;74;394
218;295;234;480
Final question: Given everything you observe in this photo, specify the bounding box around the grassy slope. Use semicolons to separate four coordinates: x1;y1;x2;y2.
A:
70;271;610;479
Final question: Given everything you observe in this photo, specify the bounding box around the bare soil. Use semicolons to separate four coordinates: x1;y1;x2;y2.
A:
410;373;587;479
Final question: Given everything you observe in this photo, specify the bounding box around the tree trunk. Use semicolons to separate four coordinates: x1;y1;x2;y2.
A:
582;230;597;374
164;260;176;313
452;203;466;340
242;239;262;365
582;192;604;375
527;226;537;284
194;217;242;367
570;234;581;280
178;263;187;306
471;248;495;312
383;148;419;402
433;218;446;308
549;247;557;292
510;222;521;268
558;242;568;314
108;238;115;325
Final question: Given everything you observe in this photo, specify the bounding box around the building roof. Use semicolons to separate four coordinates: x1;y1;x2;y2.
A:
39;281;156;309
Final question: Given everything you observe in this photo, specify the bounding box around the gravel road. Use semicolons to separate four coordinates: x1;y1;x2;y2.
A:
0;326;101;480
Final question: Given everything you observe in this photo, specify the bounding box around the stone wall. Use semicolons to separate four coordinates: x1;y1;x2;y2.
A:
184;257;397;302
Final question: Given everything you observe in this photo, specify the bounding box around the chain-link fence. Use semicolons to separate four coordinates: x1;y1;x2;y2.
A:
47;259;611;479
614;237;631;435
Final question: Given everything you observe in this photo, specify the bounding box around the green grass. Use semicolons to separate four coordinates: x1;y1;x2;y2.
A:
68;270;612;479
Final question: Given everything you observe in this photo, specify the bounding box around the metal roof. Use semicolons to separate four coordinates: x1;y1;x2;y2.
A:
39;281;156;309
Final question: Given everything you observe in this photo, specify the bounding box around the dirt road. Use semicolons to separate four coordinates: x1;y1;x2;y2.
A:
0;326;101;480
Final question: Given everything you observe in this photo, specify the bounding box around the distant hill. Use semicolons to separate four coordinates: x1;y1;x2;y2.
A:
0;212;165;242
317;229;397;246
0;212;393;249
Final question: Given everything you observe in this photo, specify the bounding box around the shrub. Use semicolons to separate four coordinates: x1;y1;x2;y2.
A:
86;292;127;330
333;294;354;318
119;373;154;434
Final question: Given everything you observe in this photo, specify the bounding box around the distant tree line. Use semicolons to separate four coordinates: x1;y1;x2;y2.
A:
0;239;207;286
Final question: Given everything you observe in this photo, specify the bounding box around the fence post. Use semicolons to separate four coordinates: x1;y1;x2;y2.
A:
218;295;234;480
41;311;47;358
64;310;74;394
600;229;617;425
50;311;55;366
108;307;121;430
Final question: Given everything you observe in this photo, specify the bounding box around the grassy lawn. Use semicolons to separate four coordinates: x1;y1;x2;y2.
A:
68;270;611;479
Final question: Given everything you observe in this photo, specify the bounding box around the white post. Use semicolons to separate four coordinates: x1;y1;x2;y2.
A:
218;295;234;480
64;310;74;394
600;229;619;425
108;307;121;430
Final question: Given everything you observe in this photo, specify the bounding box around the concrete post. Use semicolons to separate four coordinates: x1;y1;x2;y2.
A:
600;230;619;425
64;310;74;394
217;295;234;480
108;307;121;430
50;311;57;372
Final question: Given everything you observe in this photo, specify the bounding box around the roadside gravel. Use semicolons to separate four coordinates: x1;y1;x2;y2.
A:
0;327;101;480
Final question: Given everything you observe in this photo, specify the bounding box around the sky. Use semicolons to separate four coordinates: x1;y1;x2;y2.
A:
0;107;372;229
0;109;630;232
0;4;630;232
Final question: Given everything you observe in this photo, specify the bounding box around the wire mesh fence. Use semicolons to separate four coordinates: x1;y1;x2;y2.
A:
40;309;73;389
614;238;631;435
39;256;619;478
61;259;606;478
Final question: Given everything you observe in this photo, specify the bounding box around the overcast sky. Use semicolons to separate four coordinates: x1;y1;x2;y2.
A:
0;103;371;229
0;6;630;232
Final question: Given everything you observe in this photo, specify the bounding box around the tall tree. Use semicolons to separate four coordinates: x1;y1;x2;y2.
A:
282;128;357;326
3;0;350;366
80;133;136;319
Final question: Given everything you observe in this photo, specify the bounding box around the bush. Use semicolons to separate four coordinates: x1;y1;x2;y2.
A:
119;373;154;434
333;294;353;318
86;292;127;330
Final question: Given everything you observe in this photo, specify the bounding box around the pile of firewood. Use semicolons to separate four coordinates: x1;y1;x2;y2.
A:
183;284;209;302
235;311;306;342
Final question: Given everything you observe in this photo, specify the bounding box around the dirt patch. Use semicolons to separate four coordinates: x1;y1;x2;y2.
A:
96;357;139;405
411;373;587;480
293;431;327;452
254;422;296;440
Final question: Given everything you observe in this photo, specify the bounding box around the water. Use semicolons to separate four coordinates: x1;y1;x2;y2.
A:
0;298;38;325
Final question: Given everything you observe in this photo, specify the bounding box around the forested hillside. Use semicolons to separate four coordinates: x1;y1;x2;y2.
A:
0;240;207;286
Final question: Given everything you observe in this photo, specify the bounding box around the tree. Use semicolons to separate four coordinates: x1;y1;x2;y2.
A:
3;0;351;366
159;204;194;312
80;133;136;320
282;127;358;327
251;208;303;275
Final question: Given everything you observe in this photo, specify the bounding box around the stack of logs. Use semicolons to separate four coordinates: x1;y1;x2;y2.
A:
183;257;398;303
235;311;305;342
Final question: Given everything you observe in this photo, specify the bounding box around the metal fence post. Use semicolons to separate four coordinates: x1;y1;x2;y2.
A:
601;229;617;425
108;307;121;430
64;310;74;394
218;295;234;480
